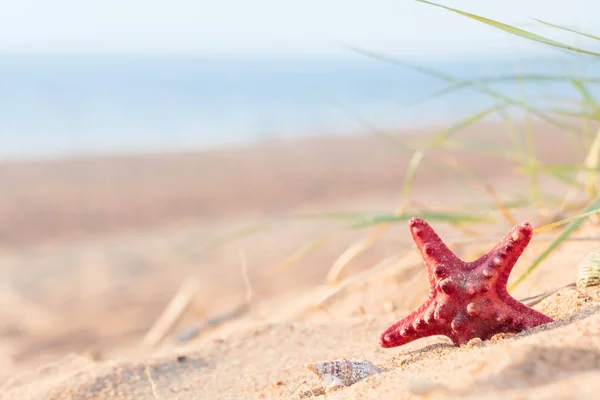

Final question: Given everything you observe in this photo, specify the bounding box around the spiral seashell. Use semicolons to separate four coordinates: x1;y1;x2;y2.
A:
577;249;600;289
304;358;383;392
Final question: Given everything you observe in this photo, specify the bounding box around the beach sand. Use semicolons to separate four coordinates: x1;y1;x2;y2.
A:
1;122;599;399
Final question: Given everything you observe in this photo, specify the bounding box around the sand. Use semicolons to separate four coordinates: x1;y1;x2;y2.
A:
1;121;600;399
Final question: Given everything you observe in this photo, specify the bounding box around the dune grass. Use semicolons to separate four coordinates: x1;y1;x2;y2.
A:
332;2;600;290
196;1;600;293
413;0;600;289
416;0;600;56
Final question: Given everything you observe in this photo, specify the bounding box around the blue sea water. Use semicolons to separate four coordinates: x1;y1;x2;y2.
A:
0;54;597;160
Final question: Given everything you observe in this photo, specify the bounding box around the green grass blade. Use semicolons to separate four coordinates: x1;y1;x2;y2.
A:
192;221;273;254
416;0;600;56
534;207;600;233
509;195;600;292
351;46;587;134
397;106;500;212
429;105;501;145
570;78;599;155
522;99;543;206
429;74;600;100
549;108;599;120
397;106;510;218
515;163;587;189
571;79;598;105
498;106;527;164
397;150;426;212
322;96;409;151
583;130;600;198
534;19;600;41
531;170;585;189
417;74;600;110
347;46;584;135
348;211;494;229
321;89;466;183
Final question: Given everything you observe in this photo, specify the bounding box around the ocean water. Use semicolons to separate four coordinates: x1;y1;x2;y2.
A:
0;54;596;160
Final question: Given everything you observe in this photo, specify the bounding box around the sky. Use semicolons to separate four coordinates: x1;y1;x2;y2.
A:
0;0;599;58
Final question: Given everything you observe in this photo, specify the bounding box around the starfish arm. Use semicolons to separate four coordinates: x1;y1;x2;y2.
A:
379;299;446;348
481;221;533;289
408;218;462;288
498;294;554;327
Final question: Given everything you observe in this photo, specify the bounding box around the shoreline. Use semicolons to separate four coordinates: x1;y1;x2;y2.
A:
0;119;468;164
0;121;584;247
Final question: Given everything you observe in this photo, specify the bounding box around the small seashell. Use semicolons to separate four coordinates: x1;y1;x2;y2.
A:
577;249;600;289
304;358;383;392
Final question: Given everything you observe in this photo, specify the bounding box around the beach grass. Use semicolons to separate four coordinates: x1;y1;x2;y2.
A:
414;0;600;289
196;1;600;292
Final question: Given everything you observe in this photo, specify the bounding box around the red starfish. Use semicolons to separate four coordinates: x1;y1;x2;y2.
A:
380;217;553;348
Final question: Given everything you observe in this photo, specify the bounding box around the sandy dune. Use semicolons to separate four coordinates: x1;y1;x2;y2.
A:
1;122;599;399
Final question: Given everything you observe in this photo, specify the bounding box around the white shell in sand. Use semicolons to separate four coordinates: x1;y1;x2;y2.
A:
304;358;383;392
577;249;600;289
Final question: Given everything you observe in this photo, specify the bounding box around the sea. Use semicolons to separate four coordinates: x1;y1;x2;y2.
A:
0;53;597;160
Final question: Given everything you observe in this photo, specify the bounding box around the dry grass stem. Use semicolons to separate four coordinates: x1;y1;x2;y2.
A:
175;252;254;343
141;278;200;349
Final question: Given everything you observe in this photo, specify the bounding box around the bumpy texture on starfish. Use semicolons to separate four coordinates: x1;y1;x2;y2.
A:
380;217;553;348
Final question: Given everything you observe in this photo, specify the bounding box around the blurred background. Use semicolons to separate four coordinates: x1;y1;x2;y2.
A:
1;0;599;385
1;0;599;159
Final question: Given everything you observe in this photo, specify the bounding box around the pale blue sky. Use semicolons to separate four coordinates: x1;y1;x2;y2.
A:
0;0;599;57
